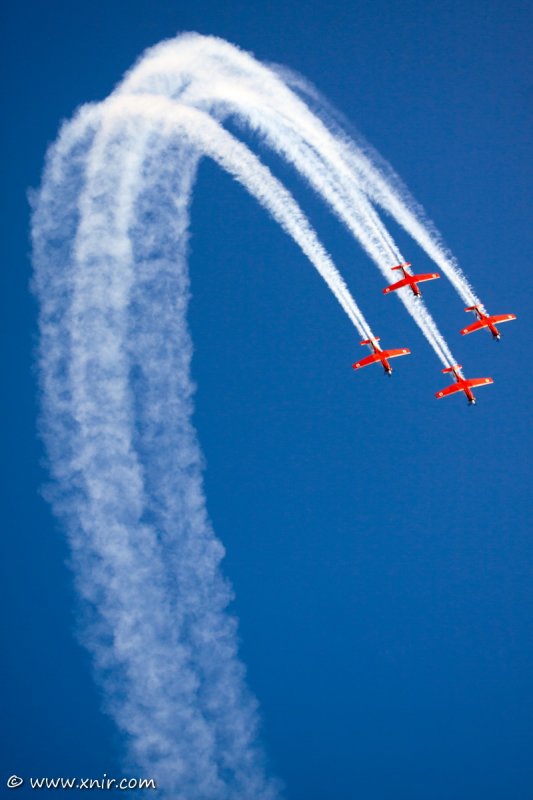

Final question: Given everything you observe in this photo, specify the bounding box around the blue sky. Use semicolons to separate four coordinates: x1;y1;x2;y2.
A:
2;1;532;798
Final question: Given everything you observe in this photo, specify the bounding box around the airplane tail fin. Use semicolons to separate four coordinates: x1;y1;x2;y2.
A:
442;364;462;374
391;261;411;271
465;305;481;313
360;337;380;346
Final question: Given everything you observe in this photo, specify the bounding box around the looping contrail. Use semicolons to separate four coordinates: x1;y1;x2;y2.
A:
32;33;478;799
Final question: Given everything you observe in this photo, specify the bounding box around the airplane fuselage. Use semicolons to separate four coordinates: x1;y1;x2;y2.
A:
399;267;422;297
488;322;501;339
474;309;500;339
369;342;393;374
464;385;476;405
407;279;422;297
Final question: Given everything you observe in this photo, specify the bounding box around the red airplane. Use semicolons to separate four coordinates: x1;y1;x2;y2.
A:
352;337;410;376
435;365;493;405
460;305;516;340
383;262;440;298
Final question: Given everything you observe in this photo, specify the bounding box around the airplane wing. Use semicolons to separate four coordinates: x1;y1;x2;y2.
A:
382;277;411;294
352;353;382;370
383;348;411;359
413;272;440;283
435;383;464;399
490;314;516;324
465;378;494;390
460;320;487;335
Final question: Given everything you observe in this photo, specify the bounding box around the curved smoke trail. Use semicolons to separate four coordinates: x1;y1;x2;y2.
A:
32;34;475;799
33;104;285;799
32;94;368;798
117;32;462;365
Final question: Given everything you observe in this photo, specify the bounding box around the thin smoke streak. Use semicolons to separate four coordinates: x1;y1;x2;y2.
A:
119;32;459;364
276;65;480;306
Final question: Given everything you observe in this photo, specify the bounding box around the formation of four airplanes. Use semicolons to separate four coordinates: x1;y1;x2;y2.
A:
352;262;516;405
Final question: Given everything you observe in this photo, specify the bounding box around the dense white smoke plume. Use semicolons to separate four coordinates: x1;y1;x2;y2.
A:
32;33;476;798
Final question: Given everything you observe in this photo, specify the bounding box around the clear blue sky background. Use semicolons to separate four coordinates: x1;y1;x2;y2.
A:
2;1;532;798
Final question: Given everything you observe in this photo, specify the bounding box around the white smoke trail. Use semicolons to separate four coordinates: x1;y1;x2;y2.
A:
117;32;459;364
32;35;472;799
279;69;480;306
116;95;372;335
32;93;376;798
